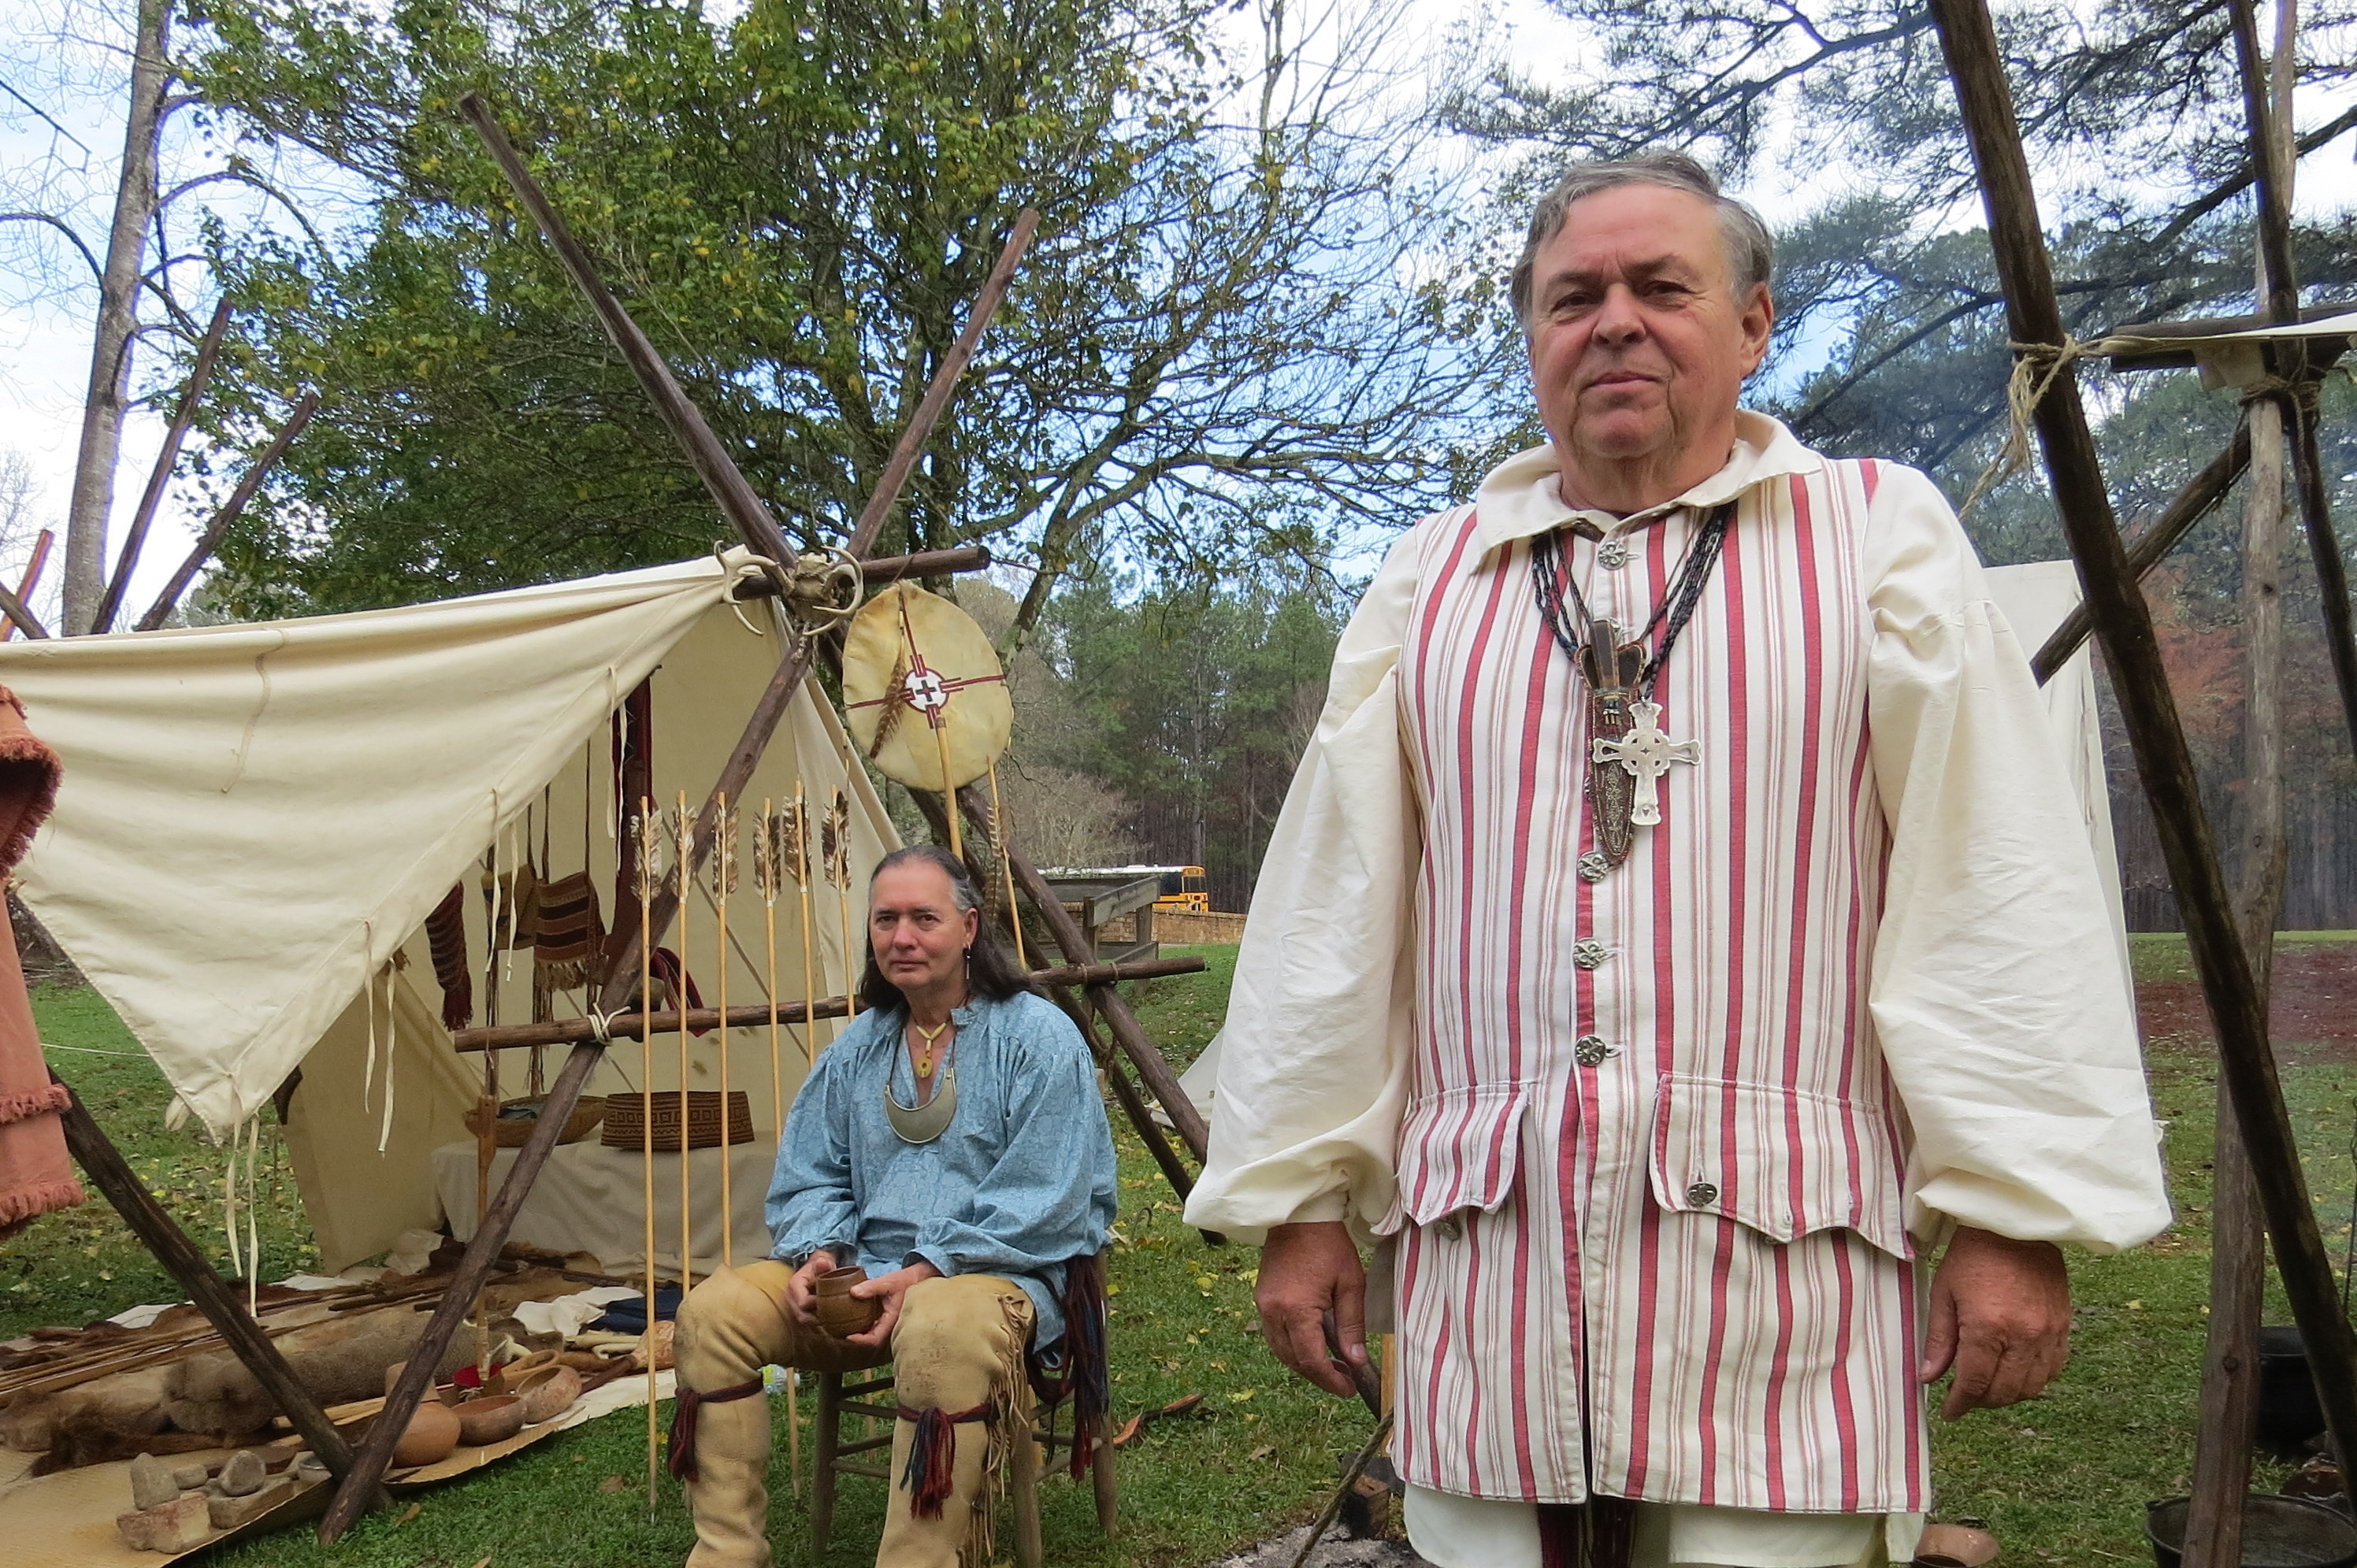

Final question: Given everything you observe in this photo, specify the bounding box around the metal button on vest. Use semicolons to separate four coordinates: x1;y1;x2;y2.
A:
1573;1034;1615;1067
1598;536;1630;570
1686;1181;1720;1208
1436;1214;1463;1240
1576;851;1611;883
1572;939;1609;970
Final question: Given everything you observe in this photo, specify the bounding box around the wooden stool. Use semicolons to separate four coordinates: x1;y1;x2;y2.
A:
809;1294;1115;1566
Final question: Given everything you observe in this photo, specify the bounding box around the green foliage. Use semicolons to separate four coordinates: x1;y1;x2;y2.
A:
1035;563;1346;904
1440;1;2357;552
180;0;1500;624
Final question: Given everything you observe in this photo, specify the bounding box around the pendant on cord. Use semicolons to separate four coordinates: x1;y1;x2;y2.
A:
1579;622;1702;867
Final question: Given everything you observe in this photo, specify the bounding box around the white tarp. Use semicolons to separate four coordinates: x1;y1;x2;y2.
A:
0;550;886;1143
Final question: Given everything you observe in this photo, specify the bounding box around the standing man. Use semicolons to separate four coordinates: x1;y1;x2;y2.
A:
1184;154;2170;1568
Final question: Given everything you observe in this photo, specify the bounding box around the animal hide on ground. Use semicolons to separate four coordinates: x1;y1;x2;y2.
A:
2;1266;582;1470
3;1298;467;1470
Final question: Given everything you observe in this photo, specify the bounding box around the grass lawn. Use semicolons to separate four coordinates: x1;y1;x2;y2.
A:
10;936;2357;1565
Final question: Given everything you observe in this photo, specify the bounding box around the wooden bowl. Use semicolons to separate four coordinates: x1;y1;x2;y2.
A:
514;1363;583;1424
455;1393;526;1446
386;1400;461;1469
466;1095;606;1148
382;1360;462;1404
813;1266;880;1338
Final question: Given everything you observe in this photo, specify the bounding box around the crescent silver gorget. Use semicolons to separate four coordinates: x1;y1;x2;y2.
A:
884;1063;956;1144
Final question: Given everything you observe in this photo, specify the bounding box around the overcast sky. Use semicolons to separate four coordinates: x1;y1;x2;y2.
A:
4;0;2354;623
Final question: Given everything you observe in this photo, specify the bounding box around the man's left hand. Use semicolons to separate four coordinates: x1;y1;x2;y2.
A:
842;1259;943;1350
1919;1225;2071;1419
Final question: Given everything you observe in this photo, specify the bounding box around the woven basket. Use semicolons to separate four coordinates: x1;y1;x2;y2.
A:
601;1090;755;1151
465;1095;606;1148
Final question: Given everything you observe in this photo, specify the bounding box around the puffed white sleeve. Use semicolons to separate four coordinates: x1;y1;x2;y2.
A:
1862;464;2171;1252
1180;523;1431;1244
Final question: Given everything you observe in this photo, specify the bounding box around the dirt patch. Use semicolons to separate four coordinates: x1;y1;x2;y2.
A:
2138;943;2357;1053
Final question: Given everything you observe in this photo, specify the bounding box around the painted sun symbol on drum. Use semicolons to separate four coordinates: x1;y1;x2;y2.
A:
902;666;949;714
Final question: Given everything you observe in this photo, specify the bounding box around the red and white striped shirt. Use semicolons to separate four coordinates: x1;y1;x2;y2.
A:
1186;416;2169;1517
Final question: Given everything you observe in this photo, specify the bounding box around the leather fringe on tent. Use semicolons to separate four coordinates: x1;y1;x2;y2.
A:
532;870;605;989
426;884;472;1031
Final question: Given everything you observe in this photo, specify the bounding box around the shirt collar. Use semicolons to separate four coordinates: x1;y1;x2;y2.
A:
1470;410;1822;557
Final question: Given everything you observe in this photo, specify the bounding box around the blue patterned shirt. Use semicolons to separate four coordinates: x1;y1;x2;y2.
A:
766;988;1118;1344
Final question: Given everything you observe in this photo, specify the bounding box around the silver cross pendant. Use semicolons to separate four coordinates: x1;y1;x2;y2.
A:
1590;701;1702;827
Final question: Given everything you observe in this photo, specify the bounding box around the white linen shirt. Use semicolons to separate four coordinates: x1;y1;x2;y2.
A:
1184;414;2170;1536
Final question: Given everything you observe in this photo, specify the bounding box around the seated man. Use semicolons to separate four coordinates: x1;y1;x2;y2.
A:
672;844;1118;1568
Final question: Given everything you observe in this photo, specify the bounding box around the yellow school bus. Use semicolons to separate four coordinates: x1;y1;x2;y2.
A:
1153;866;1209;913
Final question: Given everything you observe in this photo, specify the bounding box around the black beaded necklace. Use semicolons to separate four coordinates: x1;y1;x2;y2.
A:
1526;502;1735;874
1527;502;1734;700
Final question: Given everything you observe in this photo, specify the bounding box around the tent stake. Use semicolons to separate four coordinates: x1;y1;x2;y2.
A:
319;107;1037;1541
1929;0;2357;1521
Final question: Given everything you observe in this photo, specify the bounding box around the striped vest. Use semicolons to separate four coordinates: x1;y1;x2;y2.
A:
1380;458;1928;1512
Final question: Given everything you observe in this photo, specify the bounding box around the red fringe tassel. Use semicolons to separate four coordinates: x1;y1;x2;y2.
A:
894;1401;992;1518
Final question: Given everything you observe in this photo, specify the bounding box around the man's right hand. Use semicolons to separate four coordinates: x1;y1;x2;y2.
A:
1256;1221;1368;1399
782;1248;840;1332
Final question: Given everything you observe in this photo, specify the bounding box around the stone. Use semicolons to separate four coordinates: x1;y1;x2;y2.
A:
217;1448;266;1497
116;1493;213;1553
127;1452;179;1511
206;1474;295;1530
171;1463;209;1490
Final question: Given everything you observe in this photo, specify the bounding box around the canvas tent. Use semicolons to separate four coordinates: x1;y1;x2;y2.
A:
0;550;896;1271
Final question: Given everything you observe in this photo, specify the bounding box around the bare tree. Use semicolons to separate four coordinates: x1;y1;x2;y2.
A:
2;1;325;632
54;0;168;634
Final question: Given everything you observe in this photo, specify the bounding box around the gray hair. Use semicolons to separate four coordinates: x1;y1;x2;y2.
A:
870;843;981;912
1509;152;1775;328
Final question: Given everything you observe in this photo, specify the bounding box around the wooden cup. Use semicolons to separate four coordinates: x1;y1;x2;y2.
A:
812;1265;880;1338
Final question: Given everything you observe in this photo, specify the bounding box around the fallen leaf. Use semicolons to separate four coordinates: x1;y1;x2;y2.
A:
599;1474;629;1492
395;1503;422;1526
1249;1445;1274;1460
470;1558;492;1568
1228;1388;1256;1402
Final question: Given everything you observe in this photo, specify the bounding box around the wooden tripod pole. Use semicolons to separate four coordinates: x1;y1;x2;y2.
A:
1928;0;2357;1518
322;98;1036;1545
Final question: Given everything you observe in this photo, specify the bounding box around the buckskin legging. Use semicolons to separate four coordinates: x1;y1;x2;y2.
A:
672;1263;1034;1568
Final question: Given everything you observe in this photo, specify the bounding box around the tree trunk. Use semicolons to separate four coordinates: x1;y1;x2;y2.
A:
61;0;170;636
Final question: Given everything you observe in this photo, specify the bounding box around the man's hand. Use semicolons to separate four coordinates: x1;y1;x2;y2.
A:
1920;1225;2072;1419
843;1259;944;1350
782;1248;841;1333
1256;1221;1369;1399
